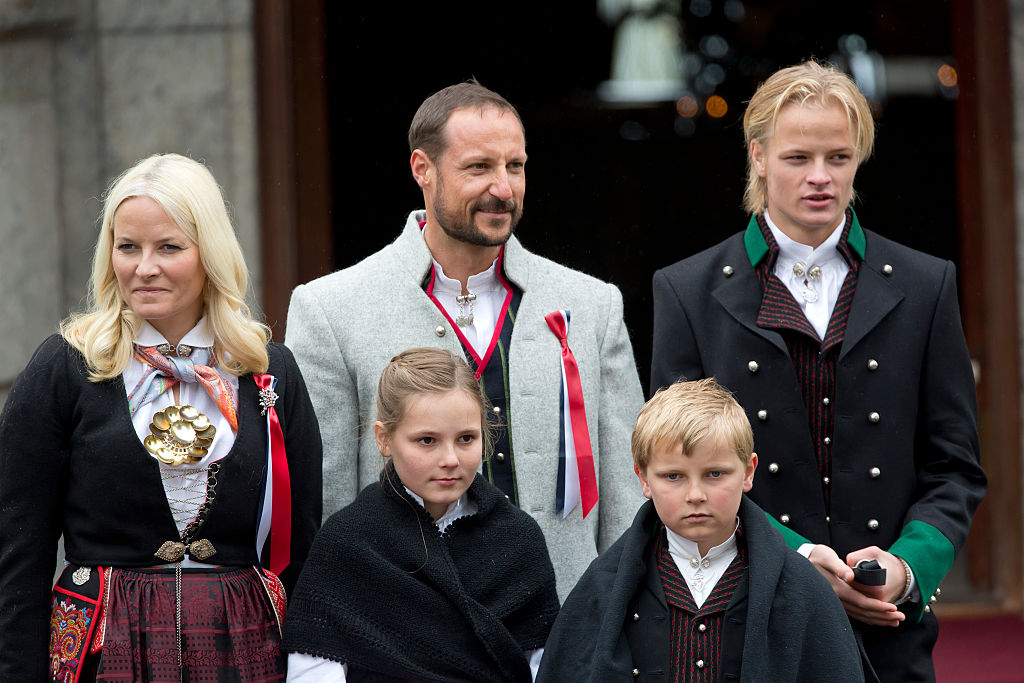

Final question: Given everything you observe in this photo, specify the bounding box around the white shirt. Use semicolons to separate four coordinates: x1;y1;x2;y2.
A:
665;521;740;608
429;256;505;358
123;317;237;567
286;491;544;682
765;211;849;340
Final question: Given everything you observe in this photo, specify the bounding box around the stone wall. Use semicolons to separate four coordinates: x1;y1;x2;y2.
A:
0;0;258;408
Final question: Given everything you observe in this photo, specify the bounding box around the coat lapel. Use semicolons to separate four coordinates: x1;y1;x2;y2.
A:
711;263;790;356
839;244;905;360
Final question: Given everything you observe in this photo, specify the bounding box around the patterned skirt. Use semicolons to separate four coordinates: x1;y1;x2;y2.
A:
90;566;285;683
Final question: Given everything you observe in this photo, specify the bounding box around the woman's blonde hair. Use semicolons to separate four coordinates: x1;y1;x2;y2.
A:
743;60;875;214
61;153;270;380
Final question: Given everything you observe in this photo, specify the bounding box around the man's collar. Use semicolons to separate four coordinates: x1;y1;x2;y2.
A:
744;208;866;267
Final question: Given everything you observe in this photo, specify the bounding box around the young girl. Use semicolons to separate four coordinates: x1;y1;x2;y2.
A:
284;347;560;682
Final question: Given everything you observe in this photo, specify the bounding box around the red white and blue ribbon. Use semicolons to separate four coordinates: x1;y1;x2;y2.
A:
545;310;599;519
254;374;291;575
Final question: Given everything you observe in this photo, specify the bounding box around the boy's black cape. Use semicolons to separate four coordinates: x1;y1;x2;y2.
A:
537;495;864;682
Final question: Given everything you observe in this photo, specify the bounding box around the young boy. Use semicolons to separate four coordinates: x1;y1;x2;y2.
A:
537;378;863;682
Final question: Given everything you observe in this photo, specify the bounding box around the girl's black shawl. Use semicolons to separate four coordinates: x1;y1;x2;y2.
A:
283;474;560;682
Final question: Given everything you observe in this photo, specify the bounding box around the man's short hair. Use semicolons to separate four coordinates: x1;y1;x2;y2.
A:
408;78;524;161
742;60;875;214
632;378;754;471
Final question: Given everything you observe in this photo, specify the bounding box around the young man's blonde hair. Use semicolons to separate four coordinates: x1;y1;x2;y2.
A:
632;378;754;471
742;60;875;214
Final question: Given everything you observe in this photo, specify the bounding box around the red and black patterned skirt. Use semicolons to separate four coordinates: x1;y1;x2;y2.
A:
88;566;285;682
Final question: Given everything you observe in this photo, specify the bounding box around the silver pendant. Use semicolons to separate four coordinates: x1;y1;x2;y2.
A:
455;313;474;327
801;286;819;303
691;570;705;592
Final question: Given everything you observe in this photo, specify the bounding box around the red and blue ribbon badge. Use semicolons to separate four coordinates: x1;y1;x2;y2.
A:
254;374;291;576
545;310;599;519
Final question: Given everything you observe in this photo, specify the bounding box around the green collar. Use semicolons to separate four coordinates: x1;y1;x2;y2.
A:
744;209;866;267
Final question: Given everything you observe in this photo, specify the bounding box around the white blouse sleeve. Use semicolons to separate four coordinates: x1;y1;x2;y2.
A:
286;652;347;682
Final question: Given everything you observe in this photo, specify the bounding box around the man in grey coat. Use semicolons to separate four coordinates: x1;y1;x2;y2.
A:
285;80;645;599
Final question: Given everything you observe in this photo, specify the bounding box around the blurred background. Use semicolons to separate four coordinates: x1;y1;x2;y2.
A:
0;0;1019;653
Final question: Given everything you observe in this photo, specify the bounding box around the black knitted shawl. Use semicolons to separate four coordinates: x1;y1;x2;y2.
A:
283;474;560;682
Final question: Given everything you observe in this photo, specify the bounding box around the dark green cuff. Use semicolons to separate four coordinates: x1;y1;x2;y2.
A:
765;511;811;550
889;520;955;623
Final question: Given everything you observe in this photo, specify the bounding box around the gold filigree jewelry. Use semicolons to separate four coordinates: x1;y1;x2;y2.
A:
144;405;216;466
154;539;217;562
155;342;193;357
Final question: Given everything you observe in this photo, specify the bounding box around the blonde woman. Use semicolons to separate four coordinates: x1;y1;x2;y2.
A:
0;153;322;681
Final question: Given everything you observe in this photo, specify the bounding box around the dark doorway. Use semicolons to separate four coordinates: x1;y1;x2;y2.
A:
322;0;959;388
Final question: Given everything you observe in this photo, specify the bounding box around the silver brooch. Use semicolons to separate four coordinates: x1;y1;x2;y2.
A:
259;387;279;415
156;343;193;357
72;566;91;585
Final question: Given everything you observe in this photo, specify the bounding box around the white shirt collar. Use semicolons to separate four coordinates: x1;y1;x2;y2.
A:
404;486;477;533
765;211;846;267
665;517;740;565
430;256;502;295
135;316;214;349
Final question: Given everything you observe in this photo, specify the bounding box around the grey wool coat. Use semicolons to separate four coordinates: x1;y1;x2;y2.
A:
285;210;646;599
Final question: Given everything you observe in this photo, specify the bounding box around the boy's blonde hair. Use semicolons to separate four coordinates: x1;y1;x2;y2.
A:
743;60;875;214
632;378;754;471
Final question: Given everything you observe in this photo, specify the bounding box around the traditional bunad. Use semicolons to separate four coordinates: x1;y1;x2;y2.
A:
537;496;863;682
650;210;987;681
0;319;322;682
283;472;560;682
286;210;645;600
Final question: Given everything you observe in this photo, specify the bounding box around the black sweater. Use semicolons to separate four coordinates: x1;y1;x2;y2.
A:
0;335;323;680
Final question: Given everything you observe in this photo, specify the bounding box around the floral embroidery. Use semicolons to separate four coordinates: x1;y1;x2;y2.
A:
49;597;93;682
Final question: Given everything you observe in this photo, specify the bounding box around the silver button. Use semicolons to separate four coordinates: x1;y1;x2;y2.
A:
780;514;790;525
748;360;759;373
495;452;505;462
434;325;446;337
868;411;880;423
826;516;831;523
924;605;931;614
493;405;501;414
935;587;942;597
870;467;881;478
723;266;734;277
867;519;879;531
823;436;832;445
696;659;705;669
697;623;707;632
822;397;830;406
768;462;779;474
930;595;937;604
882;264;893;275
823;477;830;485
867;358;879;371
632;612;640;622
632;668;639;678
757;409;768;421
